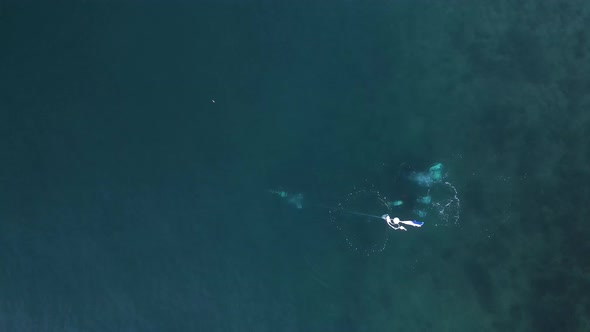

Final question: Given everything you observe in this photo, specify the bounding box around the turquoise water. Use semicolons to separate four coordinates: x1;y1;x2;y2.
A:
1;1;589;331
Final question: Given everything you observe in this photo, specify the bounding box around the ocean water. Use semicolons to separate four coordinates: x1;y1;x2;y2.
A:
1;1;589;331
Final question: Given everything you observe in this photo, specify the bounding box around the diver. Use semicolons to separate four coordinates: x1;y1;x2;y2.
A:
382;214;424;231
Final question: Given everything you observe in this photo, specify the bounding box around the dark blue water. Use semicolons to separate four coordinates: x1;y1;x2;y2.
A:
1;1;589;331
